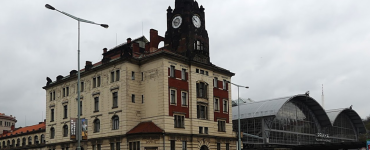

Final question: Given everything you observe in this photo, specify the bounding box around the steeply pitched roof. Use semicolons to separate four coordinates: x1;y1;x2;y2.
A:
0;122;45;138
127;121;163;135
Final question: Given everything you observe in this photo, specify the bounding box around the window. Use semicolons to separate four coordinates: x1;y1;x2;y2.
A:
116;70;120;81
50;127;55;139
110;143;114;150
141;72;144;81
181;69;186;80
97;76;101;87
200;70;204;74
174;115;185;128
132;94;135;103
223;80;227;90
116;142;121;150
111;71;114;83
22;138;26;146
16;138;20;146
129;141;140;150
93;77;96;88
28;136;32;145
181;92;187;106
131;71;135;80
63;88;65;97
182;141;187;150
197;104;208;119
214;77;218;88
170;66;175;77
94;97;99;112
80;101;83;115
217;143;221;150
199;127;203;134
196;82;208;98
41;134;45;144
112;115;119;130
170;89;176;104
196;69;199;73
142;95;144;103
63;125;68;137
93;144;102;150
50;109;54;122
63;105;68;119
80;82;85;92
0;121;2;126
66;87;69;96
226;143;229;150
194;40;204;50
50;92;52;101
94;119;100;133
170;140;175;150
223;100;228;113
204;127;208;134
218;120;226;132
112;92;118;108
63;87;69;97
214;98;219;111
205;71;208;76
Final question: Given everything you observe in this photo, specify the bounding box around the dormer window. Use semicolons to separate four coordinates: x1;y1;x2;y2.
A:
194;40;204;51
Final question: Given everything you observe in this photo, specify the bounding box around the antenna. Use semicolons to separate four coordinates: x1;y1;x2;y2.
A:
116;33;117;46
321;84;324;108
142;21;143;36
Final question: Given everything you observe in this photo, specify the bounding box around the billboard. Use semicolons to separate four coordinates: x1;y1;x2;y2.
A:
70;118;88;140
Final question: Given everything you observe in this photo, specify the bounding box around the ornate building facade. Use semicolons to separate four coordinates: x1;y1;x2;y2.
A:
42;0;236;150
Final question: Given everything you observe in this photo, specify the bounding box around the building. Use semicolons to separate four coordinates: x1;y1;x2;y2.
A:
0;121;46;150
232;94;367;150
42;0;236;150
0;113;17;134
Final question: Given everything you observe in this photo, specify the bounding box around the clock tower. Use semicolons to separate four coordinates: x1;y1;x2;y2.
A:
165;0;210;64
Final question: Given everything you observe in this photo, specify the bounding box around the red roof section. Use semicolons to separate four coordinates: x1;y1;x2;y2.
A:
127;121;163;135
0;122;45;138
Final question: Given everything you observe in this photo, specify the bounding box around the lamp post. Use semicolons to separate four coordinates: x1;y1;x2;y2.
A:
229;82;248;150
45;4;108;150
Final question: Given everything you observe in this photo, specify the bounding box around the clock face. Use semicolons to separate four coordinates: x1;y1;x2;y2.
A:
192;15;201;28
172;16;182;29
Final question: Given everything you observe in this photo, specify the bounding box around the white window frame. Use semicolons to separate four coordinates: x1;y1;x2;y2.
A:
214;77;218;88
181;68;186;80
181;91;187;106
223;79;227;90
170;66;175;77
170;89;176;105
218;120;226;132
174;115;185;128
223;99;228;113
214;98;220;111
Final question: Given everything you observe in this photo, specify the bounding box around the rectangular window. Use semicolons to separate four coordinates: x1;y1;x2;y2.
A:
200;70;204;74
205;71;208;76
132;94;135;103
110;143;114;150
181;69;186;80
81;82;84;92
214;77;218;88
214;98;219;111
50;109;54;122
50;92;52;101
116;70;120;81
218;120;226;132
97;76;101;87
93;77;96;88
170;140;175;150
204;127;208;134
223;100;228;113
199;126;203;134
141;72;144;81
129;141;140;150
80;101;83;115
53;91;55;100
181;92;187;106
112;92;118;108
223;80;227;90
170;89;176;104
94;97;99;112
217;143;221;150
196;82;208;98
197;104;208;119
116;142;120;150
63;88;66;97
97;144;101;150
131;71;135;80
111;71;115;83
142;95;144;103
226;143;229;150
66;87;69;96
174;115;185;128
182;141;187;150
63;105;68;119
196;69;199;73
170;66;175;77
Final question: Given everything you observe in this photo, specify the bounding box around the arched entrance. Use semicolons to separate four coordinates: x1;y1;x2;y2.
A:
200;145;208;150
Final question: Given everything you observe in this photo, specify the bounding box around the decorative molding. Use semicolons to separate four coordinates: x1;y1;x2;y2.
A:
90;114;103;118
108;110;122;114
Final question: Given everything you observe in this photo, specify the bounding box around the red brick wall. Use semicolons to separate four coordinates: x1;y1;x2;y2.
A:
213;80;229;123
168;68;189;118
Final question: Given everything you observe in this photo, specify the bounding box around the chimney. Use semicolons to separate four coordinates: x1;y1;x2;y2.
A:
56;75;63;81
85;61;93;71
149;29;165;52
103;48;107;53
127;38;132;43
133;42;140;54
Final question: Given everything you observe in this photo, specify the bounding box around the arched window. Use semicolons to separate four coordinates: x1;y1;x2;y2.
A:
63;125;68;137
34;135;39;144
112;115;119;130
28;136;32;145
11;139;15;147
40;134;45;144
22;138;26;146
50;127;55;139
16;138;20;147
5;141;8;148
94;119;100;133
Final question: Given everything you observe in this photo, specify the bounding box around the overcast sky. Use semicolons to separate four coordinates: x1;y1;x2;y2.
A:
1;0;369;127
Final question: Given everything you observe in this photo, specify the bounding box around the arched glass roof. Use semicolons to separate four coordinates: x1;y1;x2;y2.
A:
232;94;332;127
326;108;366;133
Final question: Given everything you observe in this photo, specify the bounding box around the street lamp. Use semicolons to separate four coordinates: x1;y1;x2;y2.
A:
229;81;248;150
45;4;108;150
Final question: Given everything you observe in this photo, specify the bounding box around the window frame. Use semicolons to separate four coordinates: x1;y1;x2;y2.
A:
196;82;208;99
197;104;208;120
50;127;55;139
181;91;187;106
170;89;176;105
181;68;186;80
50;108;54;122
63;125;68;137
132;94;135;103
170;66;175;78
131;71;135;80
63;105;68;119
112;92;118;108
94;119;100;133
214;77;218;88
218;120;226;132
94;97;99;112
223;99;228;113
174;115;185;128
214;98;220;111
112;115;119;130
